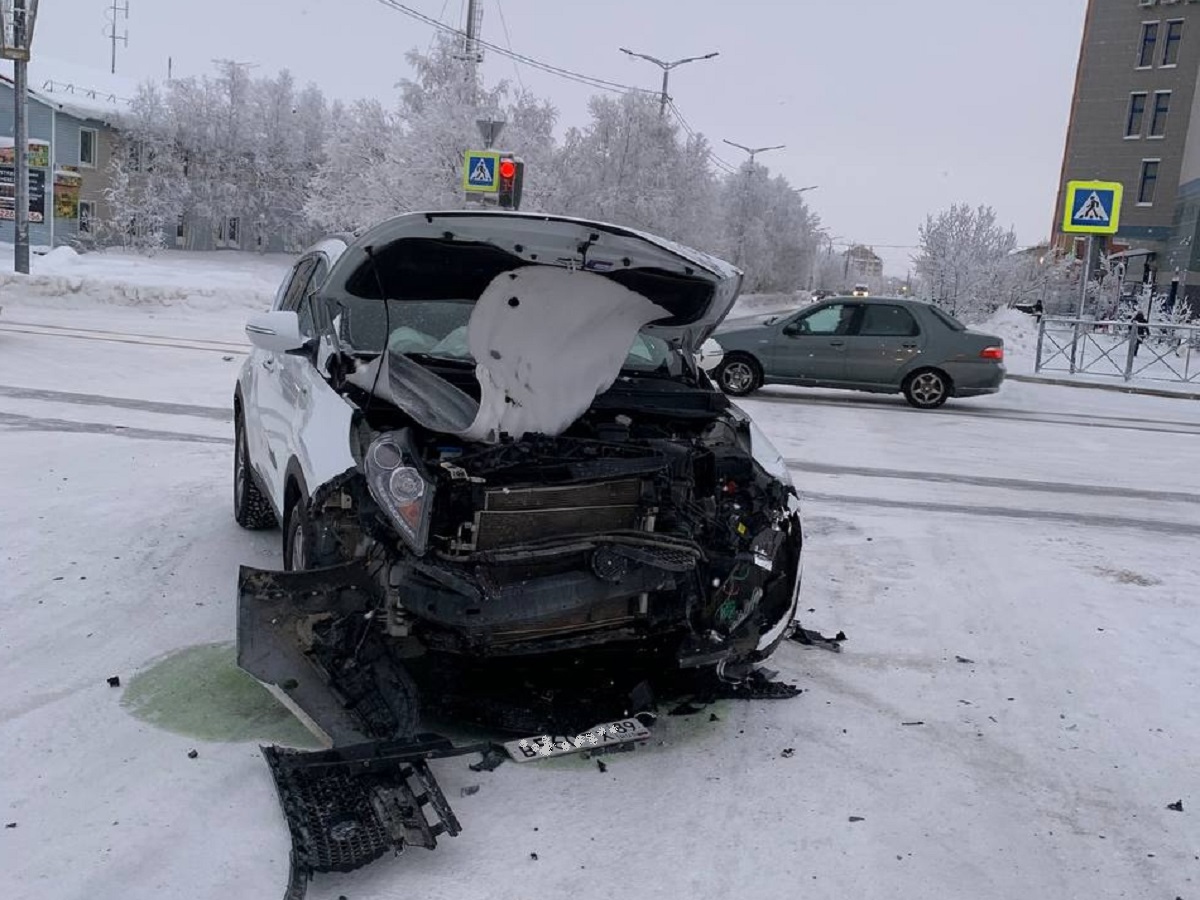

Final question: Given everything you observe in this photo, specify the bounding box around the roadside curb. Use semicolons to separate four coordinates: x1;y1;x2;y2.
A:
1008;373;1200;401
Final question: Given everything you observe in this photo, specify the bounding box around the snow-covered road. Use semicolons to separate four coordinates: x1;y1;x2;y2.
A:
2;304;1199;900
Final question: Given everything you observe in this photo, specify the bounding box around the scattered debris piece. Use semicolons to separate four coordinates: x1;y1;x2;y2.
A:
708;712;720;722
955;655;975;664
222;355;235;361
187;749;198;759
596;759;608;773
848;816;865;823
106;675;121;688
901;721;925;727
530;852;539;861
789;626;846;653
1168;800;1184;812
781;748;795;758
469;747;508;773
460;785;480;798
5;822;16;829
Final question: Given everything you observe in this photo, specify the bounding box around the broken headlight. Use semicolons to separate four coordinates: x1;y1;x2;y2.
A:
365;432;434;556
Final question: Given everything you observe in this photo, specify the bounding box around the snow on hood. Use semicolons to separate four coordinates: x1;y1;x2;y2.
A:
347;266;668;441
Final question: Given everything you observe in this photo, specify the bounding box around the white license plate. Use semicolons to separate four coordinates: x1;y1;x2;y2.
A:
503;717;651;763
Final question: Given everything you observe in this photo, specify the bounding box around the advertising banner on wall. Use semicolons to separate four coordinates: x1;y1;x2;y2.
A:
0;166;47;223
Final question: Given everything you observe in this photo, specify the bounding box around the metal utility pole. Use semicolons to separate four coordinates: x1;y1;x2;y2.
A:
104;0;128;75
619;47;718;117
464;0;483;63
2;0;40;275
723;140;786;164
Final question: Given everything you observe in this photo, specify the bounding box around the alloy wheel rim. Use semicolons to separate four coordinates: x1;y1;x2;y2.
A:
724;362;753;392
913;373;944;405
234;428;245;506
290;521;306;570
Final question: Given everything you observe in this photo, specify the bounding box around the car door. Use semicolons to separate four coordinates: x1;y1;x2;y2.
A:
840;303;925;387
256;255;320;504
772;302;861;383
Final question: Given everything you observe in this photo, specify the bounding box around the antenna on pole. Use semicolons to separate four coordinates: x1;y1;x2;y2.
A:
104;0;128;74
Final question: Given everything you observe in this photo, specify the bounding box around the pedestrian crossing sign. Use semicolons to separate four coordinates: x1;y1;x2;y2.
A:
1063;180;1123;234
463;150;500;192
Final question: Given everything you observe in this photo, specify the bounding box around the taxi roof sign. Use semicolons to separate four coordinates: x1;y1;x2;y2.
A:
1062;180;1123;235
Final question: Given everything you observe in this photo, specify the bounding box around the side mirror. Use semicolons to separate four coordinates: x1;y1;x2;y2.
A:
696;338;724;372
245;310;306;353
782;321;803;337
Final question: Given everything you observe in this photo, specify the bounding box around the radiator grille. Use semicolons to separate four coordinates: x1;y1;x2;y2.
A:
473;478;643;550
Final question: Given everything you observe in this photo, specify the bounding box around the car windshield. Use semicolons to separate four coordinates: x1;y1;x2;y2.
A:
928;305;967;331
328;297;680;374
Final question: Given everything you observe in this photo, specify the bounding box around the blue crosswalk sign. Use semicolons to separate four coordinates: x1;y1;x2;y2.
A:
463;151;500;192
1063;180;1123;234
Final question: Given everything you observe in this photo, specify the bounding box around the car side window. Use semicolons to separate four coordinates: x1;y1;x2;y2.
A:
281;258;319;313
791;303;858;336
857;305;919;337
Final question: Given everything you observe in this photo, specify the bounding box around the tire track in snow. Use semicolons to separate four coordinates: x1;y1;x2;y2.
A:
802;490;1200;537
0;385;231;421
749;392;1200;436
0;410;232;445
787;460;1200;505
0;321;249;355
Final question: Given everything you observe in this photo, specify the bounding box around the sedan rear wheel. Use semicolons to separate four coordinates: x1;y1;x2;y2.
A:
903;369;950;409
715;353;762;396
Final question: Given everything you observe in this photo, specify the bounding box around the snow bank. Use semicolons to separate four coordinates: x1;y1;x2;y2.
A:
970;306;1039;373
0;246;294;314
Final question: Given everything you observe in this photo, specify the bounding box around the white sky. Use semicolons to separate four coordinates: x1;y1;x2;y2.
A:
20;0;1087;275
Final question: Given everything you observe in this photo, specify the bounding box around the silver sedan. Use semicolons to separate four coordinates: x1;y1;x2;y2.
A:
711;296;1005;409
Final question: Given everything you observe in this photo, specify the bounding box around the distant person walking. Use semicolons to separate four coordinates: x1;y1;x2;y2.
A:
1132;310;1150;357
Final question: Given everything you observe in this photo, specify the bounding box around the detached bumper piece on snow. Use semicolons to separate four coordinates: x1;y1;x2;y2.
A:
265;735;486;900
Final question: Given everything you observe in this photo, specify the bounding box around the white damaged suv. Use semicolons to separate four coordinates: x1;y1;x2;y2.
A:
232;211;803;742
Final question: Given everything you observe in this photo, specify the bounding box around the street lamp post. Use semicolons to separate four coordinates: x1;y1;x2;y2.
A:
722;140;786;164
1;0;39;275
619;47;719;117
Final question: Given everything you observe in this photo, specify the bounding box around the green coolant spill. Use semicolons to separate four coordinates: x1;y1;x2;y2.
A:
121;642;318;747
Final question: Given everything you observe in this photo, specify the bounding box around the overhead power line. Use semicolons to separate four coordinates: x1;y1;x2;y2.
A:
374;0;655;95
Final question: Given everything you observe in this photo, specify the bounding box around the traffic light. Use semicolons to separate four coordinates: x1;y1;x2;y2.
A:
497;155;524;210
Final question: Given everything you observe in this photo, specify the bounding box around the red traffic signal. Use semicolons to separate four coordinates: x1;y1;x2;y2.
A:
498;159;517;180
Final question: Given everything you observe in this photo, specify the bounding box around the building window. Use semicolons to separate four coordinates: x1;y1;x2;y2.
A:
1163;20;1184;66
176;216;185;239
1150;91;1171;137
1139;22;1160;68
227;217;240;244
1127;93;1148;137
78;200;93;235
78;128;97;168
1138;159;1160;205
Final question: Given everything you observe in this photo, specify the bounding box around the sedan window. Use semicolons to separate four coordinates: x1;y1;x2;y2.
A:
857;304;919;337
790;303;857;335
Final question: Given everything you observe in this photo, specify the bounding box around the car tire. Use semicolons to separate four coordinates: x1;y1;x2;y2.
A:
902;368;950;409
234;411;277;530
715;353;763;396
282;496;311;571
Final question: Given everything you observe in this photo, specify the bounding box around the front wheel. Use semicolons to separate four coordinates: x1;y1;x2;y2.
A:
903;369;950;409
715;353;763;396
234;411;277;530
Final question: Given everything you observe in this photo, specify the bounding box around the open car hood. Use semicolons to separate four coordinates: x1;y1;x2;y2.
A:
326;211;743;348
331;212;742;442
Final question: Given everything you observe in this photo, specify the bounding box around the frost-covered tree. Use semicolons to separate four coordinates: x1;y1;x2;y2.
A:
914;203;1018;318
108;63;330;251
104;83;189;250
720;162;821;292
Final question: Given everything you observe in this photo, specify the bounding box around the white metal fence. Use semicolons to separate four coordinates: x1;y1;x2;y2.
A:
1035;316;1200;384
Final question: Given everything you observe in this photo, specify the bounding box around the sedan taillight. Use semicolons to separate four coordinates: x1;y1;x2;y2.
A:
980;346;1004;361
